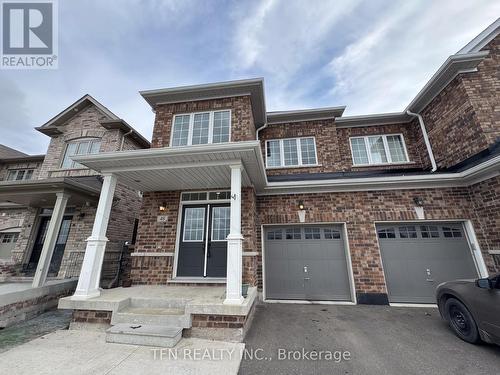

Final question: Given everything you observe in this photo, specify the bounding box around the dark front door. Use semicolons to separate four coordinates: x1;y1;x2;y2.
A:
26;215;72;276
177;204;229;278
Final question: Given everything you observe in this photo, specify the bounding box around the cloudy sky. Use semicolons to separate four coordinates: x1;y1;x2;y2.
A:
1;0;498;154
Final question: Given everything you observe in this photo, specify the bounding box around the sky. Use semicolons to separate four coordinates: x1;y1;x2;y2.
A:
0;0;499;154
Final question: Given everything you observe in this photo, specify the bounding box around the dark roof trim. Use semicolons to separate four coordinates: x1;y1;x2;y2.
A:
0;154;45;163
140;78;267;128
100;119;151;149
0;177;101;197
266;106;346;124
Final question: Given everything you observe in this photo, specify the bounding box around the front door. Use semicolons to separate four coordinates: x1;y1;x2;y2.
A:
177;204;230;278
26;215;72;276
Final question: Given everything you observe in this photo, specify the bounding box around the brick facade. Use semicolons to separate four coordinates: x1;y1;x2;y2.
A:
0;102;146;283
150;96;256;148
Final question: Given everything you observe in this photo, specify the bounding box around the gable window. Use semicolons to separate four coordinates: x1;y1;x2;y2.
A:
350;134;409;166
171;110;231;147
6;169;34;181
265;137;317;168
61;138;101;169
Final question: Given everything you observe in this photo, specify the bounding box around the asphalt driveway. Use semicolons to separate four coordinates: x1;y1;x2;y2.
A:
239;303;500;375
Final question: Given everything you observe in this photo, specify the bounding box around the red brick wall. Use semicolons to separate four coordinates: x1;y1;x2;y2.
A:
151;96;256;148
259;120;428;177
72;310;112;325
255;182;500;294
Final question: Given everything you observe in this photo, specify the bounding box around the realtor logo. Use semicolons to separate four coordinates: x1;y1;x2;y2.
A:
1;0;58;69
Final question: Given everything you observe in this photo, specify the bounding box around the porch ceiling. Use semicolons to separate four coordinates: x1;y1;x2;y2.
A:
72;141;268;192
0;177;101;207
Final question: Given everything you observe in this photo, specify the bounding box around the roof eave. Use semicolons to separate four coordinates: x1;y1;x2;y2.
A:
100;119;151;149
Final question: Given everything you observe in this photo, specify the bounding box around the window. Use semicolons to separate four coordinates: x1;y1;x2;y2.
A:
212;207;230;241
285;227;301;240
208;191;231;200
420;225;440;238
183;207;205;241
181;192;208;201
324;228;341;239
6;169;34;181
304;227;321;240
442;226;462;238
350;134;409;166
399;226;417;238
378;228;396;239
267;229;282;240
0;233;18;243
61;138;101;169
265;137;317;168
171;110;231;147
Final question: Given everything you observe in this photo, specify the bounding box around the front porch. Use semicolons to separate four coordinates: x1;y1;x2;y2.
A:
59;284;258;342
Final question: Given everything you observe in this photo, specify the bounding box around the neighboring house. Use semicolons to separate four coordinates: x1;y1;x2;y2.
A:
0;95;150;288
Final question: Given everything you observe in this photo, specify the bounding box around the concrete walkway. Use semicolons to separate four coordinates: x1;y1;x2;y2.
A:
0;330;244;375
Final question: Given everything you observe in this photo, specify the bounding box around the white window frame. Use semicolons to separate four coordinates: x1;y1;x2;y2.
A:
170;110;232;147
211;206;231;242
6;169;34;181
265;136;318;169
182;207;206;243
61;138;101;169
349;133;410;166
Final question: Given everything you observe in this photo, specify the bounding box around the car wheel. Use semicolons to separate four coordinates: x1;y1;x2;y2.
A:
444;298;480;344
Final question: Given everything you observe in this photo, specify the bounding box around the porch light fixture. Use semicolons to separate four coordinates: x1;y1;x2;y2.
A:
413;197;424;207
298;201;305;210
159;203;167;211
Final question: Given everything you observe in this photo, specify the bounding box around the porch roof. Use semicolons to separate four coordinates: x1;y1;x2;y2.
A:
72;141;268;192
0;176;101;207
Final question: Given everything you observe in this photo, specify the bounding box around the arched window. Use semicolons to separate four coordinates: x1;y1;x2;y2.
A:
61;138;101;169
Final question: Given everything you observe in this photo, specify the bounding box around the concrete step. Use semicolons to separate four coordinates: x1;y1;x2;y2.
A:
111;306;192;328
129;297;187;309
106;323;182;348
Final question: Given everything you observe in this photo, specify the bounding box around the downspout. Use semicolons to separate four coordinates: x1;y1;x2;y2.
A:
406;110;437;172
256;122;268;140
119;129;134;151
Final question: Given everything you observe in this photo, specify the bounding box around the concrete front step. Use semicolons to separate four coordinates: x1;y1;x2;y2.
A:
129;297;187;309
111;306;192;328
106;323;182;347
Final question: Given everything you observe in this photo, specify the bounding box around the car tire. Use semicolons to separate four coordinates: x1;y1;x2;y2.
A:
444;298;480;344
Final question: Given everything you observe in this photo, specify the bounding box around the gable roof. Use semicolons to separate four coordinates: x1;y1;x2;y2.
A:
0;144;27;159
35;94;150;148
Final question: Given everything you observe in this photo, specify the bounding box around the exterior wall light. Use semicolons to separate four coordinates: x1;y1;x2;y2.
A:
159;203;166;211
413;197;424;207
298;201;305;210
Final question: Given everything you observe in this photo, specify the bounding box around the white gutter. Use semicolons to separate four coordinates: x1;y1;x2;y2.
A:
406;110;437;172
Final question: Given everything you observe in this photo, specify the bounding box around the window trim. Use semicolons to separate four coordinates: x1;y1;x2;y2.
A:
182;207;206;243
60;137;101;170
6;169;34;181
169;109;232;147
265;136;319;169
349;133;410;166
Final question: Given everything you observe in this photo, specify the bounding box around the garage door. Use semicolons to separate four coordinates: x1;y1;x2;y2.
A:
264;225;352;301
377;223;478;303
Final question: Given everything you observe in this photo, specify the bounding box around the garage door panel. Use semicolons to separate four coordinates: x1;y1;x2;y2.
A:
378;223;478;303
264;225;352;301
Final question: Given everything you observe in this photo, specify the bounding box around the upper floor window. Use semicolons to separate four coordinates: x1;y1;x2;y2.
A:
350;134;409;166
61;138;101;169
265;137;317;168
6;169;34;181
171;110;231;147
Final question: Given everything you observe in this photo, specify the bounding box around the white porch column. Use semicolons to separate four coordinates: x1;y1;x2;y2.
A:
32;192;70;288
72;173;117;300
224;164;244;305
